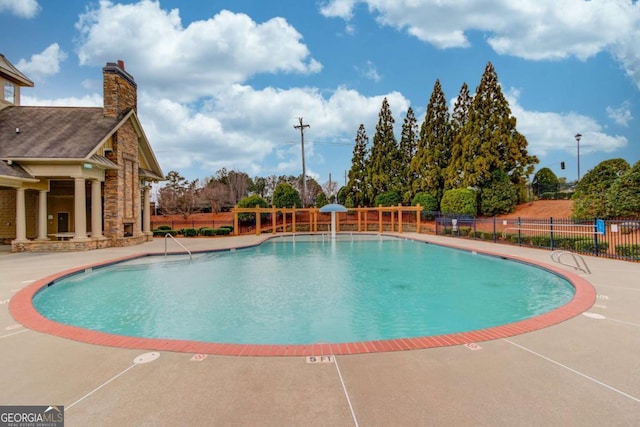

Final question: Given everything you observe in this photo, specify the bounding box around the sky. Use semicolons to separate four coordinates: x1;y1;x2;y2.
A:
1;0;639;190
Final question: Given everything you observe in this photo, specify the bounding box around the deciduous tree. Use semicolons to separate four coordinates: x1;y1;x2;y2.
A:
572;158;630;218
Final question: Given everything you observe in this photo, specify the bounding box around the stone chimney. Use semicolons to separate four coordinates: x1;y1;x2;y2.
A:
103;60;137;118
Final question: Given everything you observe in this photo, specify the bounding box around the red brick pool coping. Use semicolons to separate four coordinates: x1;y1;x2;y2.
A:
9;238;596;357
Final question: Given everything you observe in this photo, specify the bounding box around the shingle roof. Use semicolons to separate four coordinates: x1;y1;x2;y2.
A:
0;160;35;180
0;106;119;159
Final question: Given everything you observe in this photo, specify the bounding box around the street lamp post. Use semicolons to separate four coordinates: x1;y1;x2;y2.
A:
575;133;582;181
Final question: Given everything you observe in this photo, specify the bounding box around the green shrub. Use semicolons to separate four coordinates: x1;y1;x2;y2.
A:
531;235;551;247
237;195;269;222
441;188;477;217
479;231;494;241
459;226;472;237
219;225;234;232
273;182;302;208
574;239;609;255
606;164;640;217
480;170;518;216
153;229;177;237
374;191;402;207
182;228;198;237
156;225;172;231
572;158;630;219
316;192;329;207
615;244;640;260
412;192;439;219
199;228;217;236
214;227;231;235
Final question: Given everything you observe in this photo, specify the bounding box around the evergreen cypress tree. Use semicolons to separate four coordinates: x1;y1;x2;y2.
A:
367;97;400;203
411;79;452;202
346;124;370;207
399;107;419;203
447;82;472;189
455;62;537;192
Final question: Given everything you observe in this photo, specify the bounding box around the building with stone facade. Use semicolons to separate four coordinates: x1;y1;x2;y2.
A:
0;54;163;252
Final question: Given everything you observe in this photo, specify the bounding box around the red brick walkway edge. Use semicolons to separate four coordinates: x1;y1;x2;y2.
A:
9;239;596;357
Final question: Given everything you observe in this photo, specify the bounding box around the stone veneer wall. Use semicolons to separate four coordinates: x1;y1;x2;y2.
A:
102;61;142;243
11;234;148;253
103;61;137;117
103;123;141;240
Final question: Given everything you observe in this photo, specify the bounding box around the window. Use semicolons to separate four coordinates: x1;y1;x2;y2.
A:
4;82;16;103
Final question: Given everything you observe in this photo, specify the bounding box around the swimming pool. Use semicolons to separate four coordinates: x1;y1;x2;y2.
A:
32;236;575;346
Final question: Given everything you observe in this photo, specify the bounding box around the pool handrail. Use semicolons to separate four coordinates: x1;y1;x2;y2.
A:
551;250;591;274
164;233;192;261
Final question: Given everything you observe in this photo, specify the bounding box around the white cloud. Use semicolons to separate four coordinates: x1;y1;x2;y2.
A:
75;1;322;102
138;85;410;180
319;0;359;20
606;101;633;127
344;23;356;35
0;0;39;18
15;44;67;79
356;61;381;82
506;90;627;158
319;0;640;88
21;93;103;107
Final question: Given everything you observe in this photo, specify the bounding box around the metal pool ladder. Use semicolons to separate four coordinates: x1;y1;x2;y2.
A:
551;250;591;274
164;233;192;261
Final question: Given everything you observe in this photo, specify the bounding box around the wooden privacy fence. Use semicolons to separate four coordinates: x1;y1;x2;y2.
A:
232;205;425;236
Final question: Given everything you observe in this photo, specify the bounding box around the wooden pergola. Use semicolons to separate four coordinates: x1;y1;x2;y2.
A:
232;204;424;236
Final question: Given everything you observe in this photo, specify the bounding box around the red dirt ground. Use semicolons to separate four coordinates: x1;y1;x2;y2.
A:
496;200;573;219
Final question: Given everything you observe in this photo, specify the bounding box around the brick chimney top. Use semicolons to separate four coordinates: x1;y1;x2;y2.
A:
103;60;137;117
103;60;136;87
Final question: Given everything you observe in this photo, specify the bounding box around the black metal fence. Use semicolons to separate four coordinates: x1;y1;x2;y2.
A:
436;216;640;262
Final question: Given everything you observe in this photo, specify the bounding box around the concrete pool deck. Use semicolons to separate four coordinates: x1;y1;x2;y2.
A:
1;234;639;425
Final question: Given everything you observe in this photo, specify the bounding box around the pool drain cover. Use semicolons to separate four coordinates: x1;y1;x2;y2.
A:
134;352;160;364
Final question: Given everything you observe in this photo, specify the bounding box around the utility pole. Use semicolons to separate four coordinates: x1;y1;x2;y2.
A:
294;117;310;206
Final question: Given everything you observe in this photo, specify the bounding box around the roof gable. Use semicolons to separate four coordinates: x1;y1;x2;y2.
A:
0;54;34;87
0;106;119;158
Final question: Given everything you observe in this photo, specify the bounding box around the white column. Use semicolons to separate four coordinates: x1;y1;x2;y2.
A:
91;179;103;238
72;177;88;240
37;189;48;240
331;211;336;239
15;188;27;241
143;185;151;234
137;187;143;235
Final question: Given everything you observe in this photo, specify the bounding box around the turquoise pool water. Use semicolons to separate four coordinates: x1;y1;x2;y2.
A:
33;236;574;345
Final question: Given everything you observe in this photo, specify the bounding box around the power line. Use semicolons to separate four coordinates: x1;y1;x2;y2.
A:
274;140;354;146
